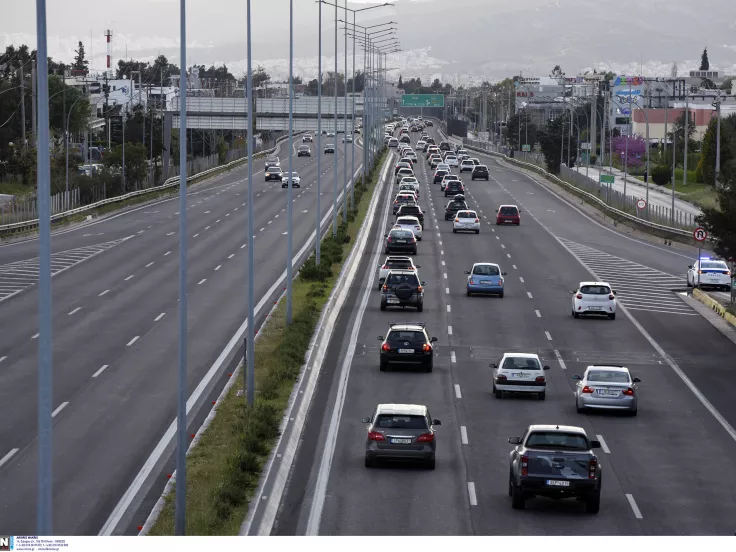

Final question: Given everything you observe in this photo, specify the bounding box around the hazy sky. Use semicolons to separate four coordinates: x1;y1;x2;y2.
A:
3;0;736;82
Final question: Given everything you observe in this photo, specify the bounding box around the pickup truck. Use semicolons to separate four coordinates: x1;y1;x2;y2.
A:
508;424;602;513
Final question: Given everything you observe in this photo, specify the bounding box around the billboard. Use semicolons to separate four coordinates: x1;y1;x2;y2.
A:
611;76;644;134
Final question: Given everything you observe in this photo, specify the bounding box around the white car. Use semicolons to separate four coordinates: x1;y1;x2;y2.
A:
491;353;551;400
416;140;426;150
394;215;423;240
281;172;301;188
398;176;419;189
436;163;450;173
445;155;459;168
399;181;420;198
429;156;443;169
327;131;336;137
398;184;419;200
687;257;732;290
395;167;415;184
573;365;640;415
343;136;353;143
377;255;420;289
459;159;475;172
405;151;418;163
453;210;480;234
302;134;313;142
571;281;617;320
388;138;399;148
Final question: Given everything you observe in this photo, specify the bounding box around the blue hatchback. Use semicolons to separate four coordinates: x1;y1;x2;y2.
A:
465;263;506;297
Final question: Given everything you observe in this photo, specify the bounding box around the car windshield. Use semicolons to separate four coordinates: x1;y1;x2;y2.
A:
458;211;476;219
587;370;630;383
500;207;518;215
526;432;589;450
580;285;611;295
374;414;428;430
268;166;281;172
299;146;309;150
386;273;419;285
700;261;728;270
286;173;298;178
502;356;542;370
473;265;500;276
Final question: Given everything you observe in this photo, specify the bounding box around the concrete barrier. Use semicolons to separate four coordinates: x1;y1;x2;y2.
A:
692;288;736;329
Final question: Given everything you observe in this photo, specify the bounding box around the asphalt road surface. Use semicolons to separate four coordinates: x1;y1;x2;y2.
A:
272;125;736;536
0;136;362;535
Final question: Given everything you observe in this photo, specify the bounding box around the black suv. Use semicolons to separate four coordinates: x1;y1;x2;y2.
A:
445;195;468;220
396;204;424;227
433;169;449;184
384;228;418;255
380;270;425;312
378;322;437;372
264;165;283;181
444;181;465;197
471;165;489;180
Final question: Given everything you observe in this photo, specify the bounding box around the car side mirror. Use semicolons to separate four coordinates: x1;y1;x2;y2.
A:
502;272;507;276
613;290;618;295
361;417;371;424
572;374;582;380
377;335;384;341
570;290;576;294
590;440;602;449
416;265;421;268
384;234;388;238
430;337;438;342
489;363;498;368
543;365;550;370
421;281;426;286
464;270;471;274
508;437;522;445
633;377;641;383
432;419;442;426
688;265;693;269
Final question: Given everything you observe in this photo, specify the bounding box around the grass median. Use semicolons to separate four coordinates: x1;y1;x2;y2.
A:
148;149;388;536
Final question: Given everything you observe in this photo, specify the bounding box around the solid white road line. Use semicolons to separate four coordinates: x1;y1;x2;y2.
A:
554;349;567;370
460;426;469;445
626;494;643;519
545;331;552;341
450;351;456;363
467;482;478;506
0;448;19;469
92;365;109;378
535;310;541;318
154;313;166;322
126;336;140;347
596;434;611;454
68;307;82;315
52;402;69;418
99;290;110;296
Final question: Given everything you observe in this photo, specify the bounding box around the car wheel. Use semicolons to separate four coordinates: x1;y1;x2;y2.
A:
365;454;374;468
486;177;489;181
426;456;436;470
377;282;383;291
380;302;386;311
417;302;423;312
573;311;580;319
475;229;480;234
576;401;585;414
498;291;504;298
628;408;638;417
538;391;546;401
585;489;601;514
380;361;387;372
453;228;457;233
608;313;616;320
425;360;433;373
511;483;526;510
495;388;503;399
467;289;471;297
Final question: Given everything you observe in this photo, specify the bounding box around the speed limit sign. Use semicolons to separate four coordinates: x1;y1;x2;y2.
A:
693;227;708;242
637;199;646;209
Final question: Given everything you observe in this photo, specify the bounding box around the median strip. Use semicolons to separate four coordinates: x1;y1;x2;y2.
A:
145;152;386;536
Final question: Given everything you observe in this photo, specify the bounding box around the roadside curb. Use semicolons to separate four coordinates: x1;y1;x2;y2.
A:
692;288;736;329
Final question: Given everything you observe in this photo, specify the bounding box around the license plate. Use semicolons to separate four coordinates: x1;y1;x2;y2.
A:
398;349;414;354
597;389;619;396
391;438;412;444
387;299;400;304
395;239;406;243
481;281;492;285
546;480;570;487
512;372;526;378
588;306;602;310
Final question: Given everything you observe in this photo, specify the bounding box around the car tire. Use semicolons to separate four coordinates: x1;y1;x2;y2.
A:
585;489;601;514
380;302;386;311
573;311;580;319
380;361;387;372
495;388;503;399
471;176;475;180
576;402;585;414
511;484;526;510
486;177;489;181
425;360;433;373
475;230;480;234
427;456;436;470
538;391;546;401
467;289;471;297
608;313;616;320
453;228;457;233
628;408;638;417
686;278;692;287
417;302;423;312
498;291;504;298
365;454;374;468
508;475;514;496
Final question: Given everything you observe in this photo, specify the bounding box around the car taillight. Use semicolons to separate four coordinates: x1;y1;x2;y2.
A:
623;387;634;396
416;433;434;443
576;294;583;299
422;343;432;352
582;386;594;394
382;285;388;291
588;458;597;479
417;285;423;293
368;431;385;441
521;455;528;476
454;218;460;222
535;376;546;383
469;278;474;284
410;237;416;244
381;343;390;352
382;265;389;269
387;237;392;243
475;218;479;223
496;374;507;382
415;226;421;231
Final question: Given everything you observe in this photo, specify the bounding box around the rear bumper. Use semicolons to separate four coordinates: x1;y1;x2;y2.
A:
454;223;480;232
467;284;503;293
497;383;545;393
497;217;520;224
519;477;598;497
366;447;434;462
579;394;637;410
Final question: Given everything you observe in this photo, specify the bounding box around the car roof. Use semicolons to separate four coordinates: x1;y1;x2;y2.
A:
457;209;477;214
501;352;541;360
499;204;518;208
473;262;500;269
527;424;587;435
474;164;487;168
397;215;420;222
376;403;427;416
386;255;412;261
586;365;630;372
579;281;611;287
386;269;418;275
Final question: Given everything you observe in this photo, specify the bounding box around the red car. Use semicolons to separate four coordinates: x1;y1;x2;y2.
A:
496;205;521;225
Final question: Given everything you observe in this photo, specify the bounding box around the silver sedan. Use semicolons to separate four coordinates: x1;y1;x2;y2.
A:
573;365;640;416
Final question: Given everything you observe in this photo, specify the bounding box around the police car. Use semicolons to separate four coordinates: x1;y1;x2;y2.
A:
686;257;732;291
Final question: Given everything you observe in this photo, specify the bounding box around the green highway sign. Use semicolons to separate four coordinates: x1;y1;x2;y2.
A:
401;94;445;107
599;174;615;184
522;144;531;152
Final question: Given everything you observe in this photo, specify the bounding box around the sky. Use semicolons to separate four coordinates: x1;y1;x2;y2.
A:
3;0;736;84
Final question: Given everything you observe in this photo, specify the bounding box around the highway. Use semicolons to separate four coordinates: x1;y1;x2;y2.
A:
0;136;362;535
272;125;736;535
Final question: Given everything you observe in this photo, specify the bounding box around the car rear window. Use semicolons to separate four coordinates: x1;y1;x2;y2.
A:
386;273;419;285
390;230;413;239
458;211;477;219
587;370;630;383
701;261;728;270
387;330;425;343
448;182;462;188
526;432;589;450
473;265;500;276
374;414;428;430
500;206;518;215
474;165;487;170
580;285;611;295
387;260;412;269
397;217;418;225
501;357;542;370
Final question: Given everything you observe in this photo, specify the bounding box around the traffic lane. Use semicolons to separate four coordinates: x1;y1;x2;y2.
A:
318;157;471;536
0;144;354;534
457;168;736;534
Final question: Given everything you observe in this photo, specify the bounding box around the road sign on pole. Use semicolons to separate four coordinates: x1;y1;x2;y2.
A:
693;227;707;242
637;199;646;209
401;94;445;108
522;144;531;152
599;174;615;184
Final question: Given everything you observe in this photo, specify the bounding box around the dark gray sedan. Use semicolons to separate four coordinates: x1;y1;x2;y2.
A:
363;404;441;469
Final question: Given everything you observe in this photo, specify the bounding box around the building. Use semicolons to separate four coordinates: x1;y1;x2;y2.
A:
632;102;736;142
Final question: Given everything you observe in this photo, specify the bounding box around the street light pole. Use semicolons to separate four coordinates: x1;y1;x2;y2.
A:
286;0;294;325
246;0;255;408
333;0;338;237
351;10;356;208
343;0;348;221
316;0;322;265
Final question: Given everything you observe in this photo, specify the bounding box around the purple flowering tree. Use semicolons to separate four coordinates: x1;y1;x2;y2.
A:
611;134;646;169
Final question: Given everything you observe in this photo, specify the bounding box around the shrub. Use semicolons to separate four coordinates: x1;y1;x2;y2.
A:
651;165;671;186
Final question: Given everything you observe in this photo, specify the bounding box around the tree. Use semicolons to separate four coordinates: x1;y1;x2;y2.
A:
398;75;403;89
538;115;577;174
611;134;647;169
48;75;90;134
700;114;736;185
504;112;538;151
700;48;710;71
73;41;89;75
306;78;319;96
253;65;270;88
431;78;442;90
720;77;734;92
696;160;736;262
292;75;302;85
669;111;697;162
103;143;149;191
551;65;563;78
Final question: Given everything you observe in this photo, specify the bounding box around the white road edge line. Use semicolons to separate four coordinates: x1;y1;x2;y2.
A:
0;448;20;469
51;402;69;418
467;482;478;506
99;290;110;296
460;425;469;445
596;434;611;454
68;307;82;315
626;493;643;519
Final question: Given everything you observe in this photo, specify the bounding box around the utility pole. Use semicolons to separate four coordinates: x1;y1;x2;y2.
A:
104;72;110;149
590;80;597;165
714;93;722;187
20;65;27;151
683;90;689;187
32;58;37;149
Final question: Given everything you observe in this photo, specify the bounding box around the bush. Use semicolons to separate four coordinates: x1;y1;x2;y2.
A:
589;154;597;165
694;158;704;183
651;165;671;186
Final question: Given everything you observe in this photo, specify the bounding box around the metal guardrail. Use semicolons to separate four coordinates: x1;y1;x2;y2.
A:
433;120;695;240
0;132;302;235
